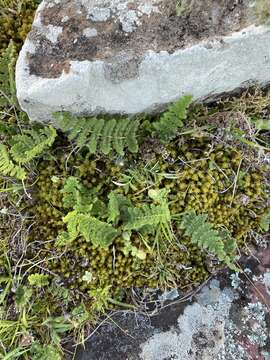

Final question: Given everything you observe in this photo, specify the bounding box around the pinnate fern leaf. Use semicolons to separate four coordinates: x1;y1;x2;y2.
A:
124;203;171;231
79;214;118;248
10;126;57;164
180;211;238;270
57;210;118;248
153;95;192;142
54;113;139;155
0;143;26;180
108;190;131;224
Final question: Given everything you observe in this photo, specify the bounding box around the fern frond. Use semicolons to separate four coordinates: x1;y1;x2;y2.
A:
54;113;139;155
108;191;131;224
153;95;192;142
0;41;17;108
61;176;99;213
0;144;26;180
10;126;57;164
124;203;171;231
28;273;49;287
180;211;237;270
57;210;118;248
79;214;118;248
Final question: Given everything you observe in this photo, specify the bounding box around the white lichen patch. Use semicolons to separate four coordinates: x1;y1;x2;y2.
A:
83;27;98;38
82;0;160;32
34;4;63;44
140;280;236;360
42;24;63;44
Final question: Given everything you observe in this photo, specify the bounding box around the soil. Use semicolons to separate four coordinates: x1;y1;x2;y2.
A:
27;0;251;78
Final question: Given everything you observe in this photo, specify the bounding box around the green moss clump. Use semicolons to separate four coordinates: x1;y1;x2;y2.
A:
0;0;38;53
25;139;269;296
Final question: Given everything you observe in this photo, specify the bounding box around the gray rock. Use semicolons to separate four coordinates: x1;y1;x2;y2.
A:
16;0;270;123
74;250;270;360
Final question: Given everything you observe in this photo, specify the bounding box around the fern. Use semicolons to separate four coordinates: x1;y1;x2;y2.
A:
28;273;50;287
0;143;26;180
54;112;139;155
10;126;57;164
124;203;171;231
0;41;17;108
180;211;237;270
153;95;192;142
108;190;131;224
57;210;118;248
79;214;118;247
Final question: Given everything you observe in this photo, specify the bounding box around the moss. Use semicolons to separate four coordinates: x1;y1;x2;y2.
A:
0;0;38;53
25;139;269;297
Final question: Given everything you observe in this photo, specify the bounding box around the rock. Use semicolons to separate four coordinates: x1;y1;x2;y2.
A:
16;0;270;123
74;247;270;360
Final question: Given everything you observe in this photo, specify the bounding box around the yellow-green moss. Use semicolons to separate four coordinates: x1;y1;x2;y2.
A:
0;0;38;53
26;140;269;295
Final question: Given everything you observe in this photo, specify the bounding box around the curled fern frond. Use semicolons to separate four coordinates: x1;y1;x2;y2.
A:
180;211;238;270
153;95;192;143
0;143;26;180
10;126;57;164
54;113;139;156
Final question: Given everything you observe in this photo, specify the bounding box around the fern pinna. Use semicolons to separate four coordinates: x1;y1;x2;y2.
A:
153;95;192;142
54;112;139;156
180;211;238;270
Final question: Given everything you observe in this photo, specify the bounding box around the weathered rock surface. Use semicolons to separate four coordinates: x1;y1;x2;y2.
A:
74;246;270;360
16;0;270;122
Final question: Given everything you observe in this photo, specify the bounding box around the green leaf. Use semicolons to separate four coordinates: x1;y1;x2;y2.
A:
79;214;118;248
180;211;238;270
10;126;57;164
54;113;140;156
254;118;270;131
28;273;50;287
0;144;26;180
153;95;192;142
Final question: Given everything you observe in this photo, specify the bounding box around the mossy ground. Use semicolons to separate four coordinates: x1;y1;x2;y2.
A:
0;1;270;359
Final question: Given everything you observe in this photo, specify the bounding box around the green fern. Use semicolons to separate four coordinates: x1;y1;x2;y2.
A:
108;190;131;224
0;143;26;180
0;41;17;108
180;211;238;270
79;214;118;247
28;273;50;287
54;112;139;155
124;203;171;231
57;210;118;248
10;126;57;164
153;95;192;142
